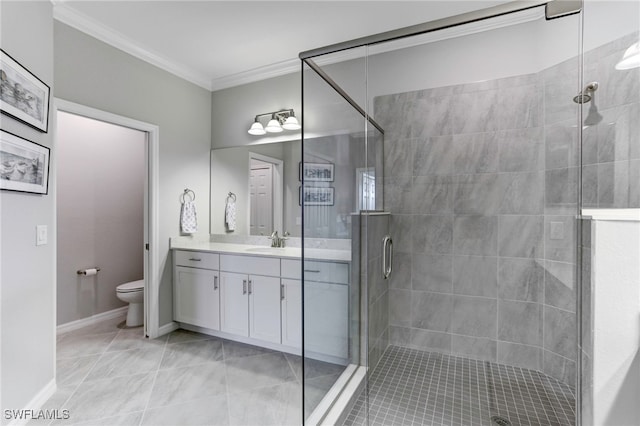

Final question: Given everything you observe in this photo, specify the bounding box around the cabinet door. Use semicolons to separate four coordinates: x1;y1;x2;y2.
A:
220;272;249;337
304;281;349;359
174;266;220;330
281;279;302;349
248;275;281;344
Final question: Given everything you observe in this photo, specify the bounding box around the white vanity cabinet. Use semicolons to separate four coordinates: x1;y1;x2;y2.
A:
173;251;220;331
281;259;303;349
219;254;282;345
281;258;349;360
219;272;281;344
172;246;349;360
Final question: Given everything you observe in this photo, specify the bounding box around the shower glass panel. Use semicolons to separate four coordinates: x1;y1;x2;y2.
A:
302;3;585;426
301;48;372;423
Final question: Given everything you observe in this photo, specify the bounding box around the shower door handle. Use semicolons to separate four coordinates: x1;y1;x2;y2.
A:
382;235;393;279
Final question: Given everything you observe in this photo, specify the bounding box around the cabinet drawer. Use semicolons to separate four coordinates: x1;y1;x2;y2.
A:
303;261;349;285
174;250;219;270
281;259;301;279
220;254;280;276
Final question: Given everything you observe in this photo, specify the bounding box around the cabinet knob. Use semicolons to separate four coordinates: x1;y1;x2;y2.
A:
243;280;247;294
189;258;201;262
248;280;253;294
280;284;285;300
214;276;218;290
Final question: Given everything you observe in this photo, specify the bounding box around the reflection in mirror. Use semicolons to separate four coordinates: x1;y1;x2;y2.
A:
210;133;383;239
249;153;282;236
210;141;300;236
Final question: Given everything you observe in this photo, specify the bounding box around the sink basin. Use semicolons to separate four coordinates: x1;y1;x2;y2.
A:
244;247;285;253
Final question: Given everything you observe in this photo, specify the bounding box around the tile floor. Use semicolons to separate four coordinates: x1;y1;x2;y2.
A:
33;315;343;426
344;346;575;426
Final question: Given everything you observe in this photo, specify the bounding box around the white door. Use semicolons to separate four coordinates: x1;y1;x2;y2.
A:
174;267;220;330
249;275;281;344
249;162;273;235
304;281;349;359
220;272;249;336
281;279;302;349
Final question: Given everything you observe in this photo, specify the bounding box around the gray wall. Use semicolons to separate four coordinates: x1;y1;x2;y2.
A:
0;0;56;415
56;112;145;325
211;73;301;149
54;22;212;327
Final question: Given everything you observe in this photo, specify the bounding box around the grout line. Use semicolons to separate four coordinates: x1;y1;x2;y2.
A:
137;328;169;425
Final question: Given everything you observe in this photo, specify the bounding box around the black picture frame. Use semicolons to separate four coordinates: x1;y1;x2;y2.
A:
0;129;50;195
0;49;51;133
299;161;334;182
299;186;334;206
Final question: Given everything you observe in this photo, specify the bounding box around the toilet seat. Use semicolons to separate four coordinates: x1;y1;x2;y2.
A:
116;280;144;293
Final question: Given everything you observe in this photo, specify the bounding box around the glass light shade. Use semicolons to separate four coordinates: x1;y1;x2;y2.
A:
265;119;283;133
615;41;640;70
248;121;266;135
282;116;301;130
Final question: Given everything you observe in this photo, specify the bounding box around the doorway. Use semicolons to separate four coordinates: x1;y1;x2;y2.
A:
54;99;160;338
248;152;283;236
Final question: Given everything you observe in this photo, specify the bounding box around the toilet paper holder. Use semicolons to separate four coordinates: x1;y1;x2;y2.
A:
77;268;101;275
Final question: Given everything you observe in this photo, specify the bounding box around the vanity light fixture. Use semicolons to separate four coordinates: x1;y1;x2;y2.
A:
265;115;284;133
615;41;640;70
247;109;300;135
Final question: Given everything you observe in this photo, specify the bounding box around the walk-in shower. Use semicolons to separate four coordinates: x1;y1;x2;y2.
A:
299;1;639;425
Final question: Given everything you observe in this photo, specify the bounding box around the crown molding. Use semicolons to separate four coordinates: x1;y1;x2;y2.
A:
52;2;214;91
50;2;543;93
210;58;301;91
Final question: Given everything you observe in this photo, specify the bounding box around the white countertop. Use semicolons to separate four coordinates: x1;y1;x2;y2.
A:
170;240;352;262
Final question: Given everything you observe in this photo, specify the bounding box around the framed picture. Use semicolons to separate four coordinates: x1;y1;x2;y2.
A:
1;130;50;194
1;49;51;132
299;162;334;182
299;186;334;206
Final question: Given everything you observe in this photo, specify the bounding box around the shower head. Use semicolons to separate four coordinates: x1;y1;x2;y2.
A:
584;103;604;126
573;81;599;104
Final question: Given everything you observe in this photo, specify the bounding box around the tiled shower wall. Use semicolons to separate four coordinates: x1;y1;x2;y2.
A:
377;75;578;385
376;32;638;387
582;31;640;208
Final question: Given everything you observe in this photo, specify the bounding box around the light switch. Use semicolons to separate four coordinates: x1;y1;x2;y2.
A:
36;225;47;246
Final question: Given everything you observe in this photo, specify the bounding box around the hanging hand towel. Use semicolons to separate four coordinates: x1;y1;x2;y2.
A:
225;198;236;231
181;201;197;233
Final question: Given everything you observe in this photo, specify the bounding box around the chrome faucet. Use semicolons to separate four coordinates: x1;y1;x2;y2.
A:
269;231;280;247
268;231;290;248
281;231;290;248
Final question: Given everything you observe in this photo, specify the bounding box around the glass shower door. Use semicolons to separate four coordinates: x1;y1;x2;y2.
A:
300;49;370;423
302;2;585;426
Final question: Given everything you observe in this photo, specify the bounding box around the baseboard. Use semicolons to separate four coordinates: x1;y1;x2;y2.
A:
157;321;179;337
7;379;57;426
178;323;302;356
56;306;128;335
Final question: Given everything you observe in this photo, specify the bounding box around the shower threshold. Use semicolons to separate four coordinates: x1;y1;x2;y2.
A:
343;346;575;426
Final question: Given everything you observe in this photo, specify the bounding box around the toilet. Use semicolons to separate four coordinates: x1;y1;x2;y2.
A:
116;280;144;327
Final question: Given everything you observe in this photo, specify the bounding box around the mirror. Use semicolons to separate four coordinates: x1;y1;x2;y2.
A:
210;134;383;239
210;141;301;237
